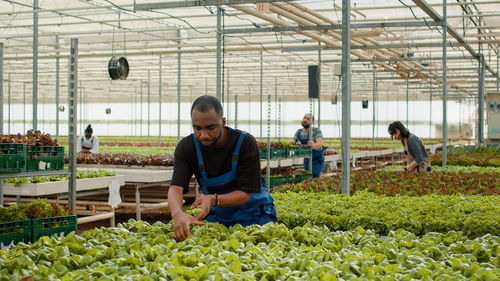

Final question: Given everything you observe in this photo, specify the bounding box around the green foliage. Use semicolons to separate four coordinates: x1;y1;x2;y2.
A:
0;220;497;280
431;147;500;167
274;192;500;238
3;169;116;186
0;199;70;223
272;169;500;196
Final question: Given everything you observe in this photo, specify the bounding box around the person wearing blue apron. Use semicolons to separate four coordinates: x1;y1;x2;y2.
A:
290;113;325;177
168;95;278;242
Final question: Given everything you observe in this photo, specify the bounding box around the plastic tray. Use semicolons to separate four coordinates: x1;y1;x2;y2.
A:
26;146;65;172
0;143;27;173
0;220;31;249
31;215;77;242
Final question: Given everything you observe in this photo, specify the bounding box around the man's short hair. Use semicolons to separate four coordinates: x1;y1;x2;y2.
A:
305;113;314;121
191;95;223;117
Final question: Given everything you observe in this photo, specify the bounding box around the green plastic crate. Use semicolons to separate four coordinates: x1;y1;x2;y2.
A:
259;147;288;160
294;173;312;184
0;143;27;173
268;175;295;188
31;215;77;243
26;146;65;172
287;146;312;158
0;220;31;249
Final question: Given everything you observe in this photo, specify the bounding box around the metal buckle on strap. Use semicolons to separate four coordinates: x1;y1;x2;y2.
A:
232;154;239;162
199;165;206;172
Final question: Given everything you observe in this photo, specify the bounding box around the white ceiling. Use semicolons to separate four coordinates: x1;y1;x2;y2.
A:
0;0;499;104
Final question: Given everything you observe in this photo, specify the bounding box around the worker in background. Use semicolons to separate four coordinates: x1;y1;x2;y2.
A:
290;113;325;178
388;121;431;172
77;125;99;154
168;95;278;242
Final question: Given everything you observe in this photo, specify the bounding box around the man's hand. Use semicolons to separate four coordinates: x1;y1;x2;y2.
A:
290;139;296;145
307;140;315;147
172;212;204;242
190;195;215;221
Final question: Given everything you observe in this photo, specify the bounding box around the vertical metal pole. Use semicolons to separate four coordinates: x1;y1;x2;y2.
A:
147;70;151;141
341;0;351;195
33;0;39;131
234;94;238;129
442;0;447;165
478;55;485;146
406;78;409;127
205;77;208;96
248;86;251;131
260;51;263;142
159;56;162;144
430;81;432;139
318;43;321;127
372;65;376;148
8;74;10;134
0;43;2;205
459;99;462;137
266;94;271;192
227;68;230;125
68;38;78;213
278;98;282;142
135;88;138;136
216;7;222;100
177;29;181;143
140;80;143;137
79;85;82;135
309;100;313;173
55;36;60;142
274;76;277;138
0;42;3;135
497;52;499;91
23;82;26;133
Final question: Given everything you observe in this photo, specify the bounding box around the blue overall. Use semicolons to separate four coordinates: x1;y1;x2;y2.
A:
193;131;278;228
298;129;325;177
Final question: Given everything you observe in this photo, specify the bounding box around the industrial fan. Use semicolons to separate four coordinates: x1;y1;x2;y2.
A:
108;57;129;80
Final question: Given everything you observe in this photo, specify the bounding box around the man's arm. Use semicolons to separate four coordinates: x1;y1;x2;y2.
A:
308;137;323;150
168;185;204;242
190;190;251;221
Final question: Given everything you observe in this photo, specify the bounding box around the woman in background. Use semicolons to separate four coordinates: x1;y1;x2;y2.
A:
388;121;431;172
77;125;99;154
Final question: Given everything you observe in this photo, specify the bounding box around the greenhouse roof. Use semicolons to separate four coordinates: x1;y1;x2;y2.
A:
0;0;499;104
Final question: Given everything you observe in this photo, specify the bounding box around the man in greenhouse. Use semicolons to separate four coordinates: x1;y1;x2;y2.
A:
168;95;278;242
290;113;325;178
76;124;99;154
388;121;431;172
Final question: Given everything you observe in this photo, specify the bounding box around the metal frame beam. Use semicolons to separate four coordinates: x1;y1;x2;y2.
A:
223;21;439;34
135;0;290;10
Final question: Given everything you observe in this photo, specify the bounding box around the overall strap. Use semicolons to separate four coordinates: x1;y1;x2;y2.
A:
192;134;209;194
193;131;248;194
231;131;247;172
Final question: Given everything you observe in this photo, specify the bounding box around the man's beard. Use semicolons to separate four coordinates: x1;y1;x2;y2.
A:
302;122;310;129
200;127;223;151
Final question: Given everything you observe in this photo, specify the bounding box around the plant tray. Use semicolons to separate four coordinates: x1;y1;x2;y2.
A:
259;147;288;160
0;220;31;249
31;215;77;243
287;146;312;158
0;144;27;173
26;146;65;172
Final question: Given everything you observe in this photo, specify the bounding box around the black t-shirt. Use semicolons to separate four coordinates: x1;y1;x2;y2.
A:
171;127;261;195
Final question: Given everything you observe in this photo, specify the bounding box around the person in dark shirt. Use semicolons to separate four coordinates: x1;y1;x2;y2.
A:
168;95;278;242
388;121;431;173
